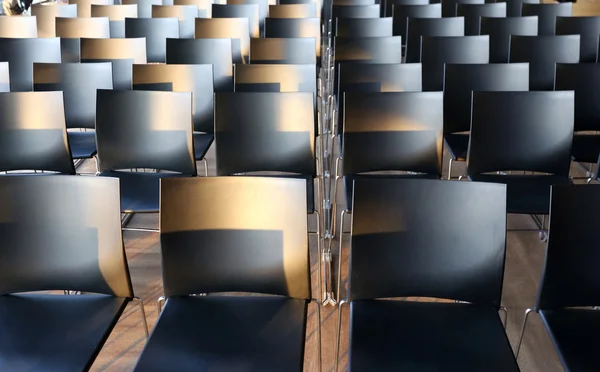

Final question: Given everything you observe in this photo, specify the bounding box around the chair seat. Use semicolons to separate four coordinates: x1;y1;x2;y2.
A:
349;300;519;372
444;133;469;162
99;171;190;213
540;309;600;372
134;296;308;372
68;131;97;159
571;134;600;164
0;294;128;371
468;174;572;215
194;133;214;161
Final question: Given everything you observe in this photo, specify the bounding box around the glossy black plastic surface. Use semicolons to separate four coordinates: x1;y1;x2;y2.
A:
174;0;213;17
81;37;147;64
480;16;538;62
334;36;402;63
228;0;268;35
194;18;249;64
125;18;179;63
81;58;135;91
264;17;321;57
91;4;138;38
385;0;429;17
269;3;317;18
556;15;600;62
522;2;572;35
457;2;506;35
0;16;38;38
336;17;393;37
503;0;539;17
212;3;259;38
0;38;61;92
250;37;316;64
555;63;600;133
392;4;441;42
151;5;198;39
31;3;77;38
122;0;161;18
406;17;465;63
332;4;380;19
55;17;111;38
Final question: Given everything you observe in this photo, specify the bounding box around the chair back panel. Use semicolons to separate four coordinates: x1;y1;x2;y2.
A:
457;2;506;36
335;36;403;64
250;37;316;64
91;4;139;20
81;37;147;64
152;4;199;38
122;0;162;18
522;2;572;36
332;4;380;19
195;18;249;64
0;15;38;38
81;58;135;91
32;4;77;38
264;17;321;57
386;0;429;17
174;0;213;17
56;17;111;39
125;18;180;63
0;62;8;92
336;18;393;37
212;4;260;38
406;17;464;63
0;38;61;92
555;63;600;132
503;0;539;17
69;0;114;17
228;0;268;34
392;4;441;42
480;16;538;62
556;15;600;62
269;3;317;18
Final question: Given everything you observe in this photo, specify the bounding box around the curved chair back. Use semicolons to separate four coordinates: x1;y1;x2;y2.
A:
32;3;77;38
334;36;402;64
0;38;61;92
33;62;113;130
336;18;393;37
406;17;464;63
195;18;249;64
467;91;574;175
56;17;111;39
386;0;429;17
503;0;539;17
250;38;316;64
0;91;74;174
152;5;200;39
509;35;580;90
166;38;233;92
332;4;379;19
555;63;600;133
91;4;138;38
264;17;320;58
69;0;114;17
333;0;376;5
457;2;506;36
522;2;572;36
444;63;529;135
212;4;259;38
421;35;489;91
0;16;38;38
556;15;600;62
537;184;600;310
160;177;310;299
0;176;133;297
215;92;315;176
269;3;317;18
480;16;538;62
228;0;268;34
96;89;196;175
133;63;214;133
0;62;8;92
81;37;147;64
125;18;180;63
350;178;507;308
174;0;213;17
122;0;161;18
82;58;135;91
392;4;441;43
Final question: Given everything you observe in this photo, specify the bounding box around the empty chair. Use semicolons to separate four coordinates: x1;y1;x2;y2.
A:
406;17;464;63
174;0;213;17
264;18;321;58
334;36;403;64
152;4;199;39
125;18;179;64
0;15;38;38
556;16;600;62
467;91;574;215
0;175;147;371
392;4;441;44
336;18;393;37
421;35;489;91
480;16;538;62
444;63;529;179
228;0;268;35
55;17;111;39
457;2;506;35
385;0;429;17
0;91;74;174
522;2;572;36
133;177;318;372
235;64;316;99
212;4;259;38
69;0;114;17
31;3;77;38
250;38;316;64
269;3;317;18
0;62;8;92
332;4;379;20
122;0;161;18
96;90;196;213
195;18;249;64
132;63;215;169
502;0;540;17
0;38;61;92
337;178;518;371
91;4;138;38
509;35;580;91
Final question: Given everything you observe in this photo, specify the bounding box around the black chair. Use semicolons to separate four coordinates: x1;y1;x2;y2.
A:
70;0;114;17
336;18;393;37
91;4;138;38
0;38;61;92
0;15;38;38
133;176;320;372
509;35;580;91
467;91;574;215
332;4;380;20
0;175;148;371
132;63;214;171
212;3;260;38
385;0;429;17
0;91;74;175
392;3;441;45
194;17;249;64
122;0;160;18
250;38;317;64
31;3;77;38
55;17;111;38
457;2;506;36
33;62;113;162
555;64;600;168
556;16;600;63
334;36;403;64
480;16;538;63
516;184;600;372
334;0;376;4
501;0;539;17
152;4;199;39
125;18;180;64
444;63;529;179
228;0;268;36
405;17;465;63
269;3;318;18
335;178;517;371
422;35;489;91
264;17;321;59
522;2;572;36
95;90;196;215
174;0;213;17
0;62;8;92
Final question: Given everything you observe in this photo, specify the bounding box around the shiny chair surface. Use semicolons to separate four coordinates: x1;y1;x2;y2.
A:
392;3;441;44
332;4;380;19
152;4;200;39
457;2;506;35
212;3;259;38
334;36;402;64
91;4;138;38
250;37;317;64
31;3;77;38
480;16;538;62
125;18;180;64
0;38;61;92
122;0;161;18
194;17;249;64
55;17;111;39
69;0;114;17
269;3;317;18
81;37;147;64
336;18;393;37
556;15;600;62
503;0;539;17
0;15;38;38
406;17;464;63
174;0;213;17
385;0;429;17
228;0;268;35
264;17;321;58
0;62;7;92
522;2;572;36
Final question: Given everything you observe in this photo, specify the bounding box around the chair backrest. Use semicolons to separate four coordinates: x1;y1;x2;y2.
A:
212;4;259;38
174;0;213;17
0;62;8;92
349;178;507;308
166;38;233;92
0;16;38;38
264;17;321;58
522;2;572;36
336;18;393;37
269;3;317;18
392;3;441;43
385;0;429;17
480;16;538;63
228;0;268;34
215;92;315;176
342;92;443;176
0;38;61;92
160;177;310;299
421;35;490;91
509;35;580;91
133;63;214;133
444;63;529;135
502;0;539;17
55;17;111;39
33;62;113;130
95;89;196;175
91;4;138;38
152;5;199;39
32;4;77;38
333;0;376;4
555;63;600;133
332;4;379;20
467;91;574;176
122;0;161;18
125;18;179;64
536;184;600;310
457;2;506;36
250;37;316;64
334;36;403;64
406;17;465;63
0;91;74;174
556;16;600;63
0;175;133;297
82;59;135;91
60;37;81;63
69;0;114;17
81;37;147;64
194;18;249;64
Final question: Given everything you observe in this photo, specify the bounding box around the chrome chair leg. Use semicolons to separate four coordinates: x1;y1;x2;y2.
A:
157;296;166;315
133;297;149;339
515;308;535;359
